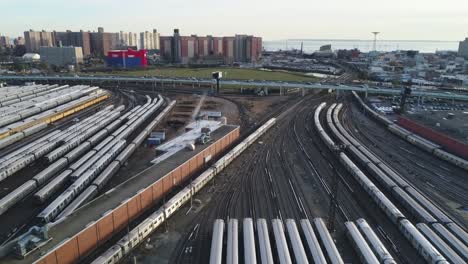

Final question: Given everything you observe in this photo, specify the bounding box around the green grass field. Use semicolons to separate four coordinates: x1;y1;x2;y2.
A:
87;67;317;82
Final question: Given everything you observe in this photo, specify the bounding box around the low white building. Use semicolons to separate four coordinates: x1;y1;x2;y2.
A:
22;53;40;62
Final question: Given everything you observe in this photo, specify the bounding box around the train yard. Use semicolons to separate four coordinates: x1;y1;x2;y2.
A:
152;93;419;264
0;83;181;259
124;91;467;263
0;81;466;264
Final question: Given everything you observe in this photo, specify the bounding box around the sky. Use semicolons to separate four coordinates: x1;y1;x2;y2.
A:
1;0;467;41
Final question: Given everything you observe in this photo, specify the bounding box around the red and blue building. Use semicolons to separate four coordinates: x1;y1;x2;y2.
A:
107;48;147;68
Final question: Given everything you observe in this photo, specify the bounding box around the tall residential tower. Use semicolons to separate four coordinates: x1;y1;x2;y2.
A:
458;38;468;59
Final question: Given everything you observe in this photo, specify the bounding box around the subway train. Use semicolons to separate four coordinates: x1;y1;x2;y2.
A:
330;103;453;225
0;91;111;180
55;100;177;221
331;103;468;264
0;96;161;218
0;102;135;216
315;103;452;264
36;97;163;223
90;118;277;264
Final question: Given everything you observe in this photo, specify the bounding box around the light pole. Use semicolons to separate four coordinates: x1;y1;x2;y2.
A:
212;71;222;95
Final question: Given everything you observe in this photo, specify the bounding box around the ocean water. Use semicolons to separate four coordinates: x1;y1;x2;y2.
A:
263;39;459;53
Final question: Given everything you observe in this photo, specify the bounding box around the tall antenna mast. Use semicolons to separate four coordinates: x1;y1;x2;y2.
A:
371;32;380;51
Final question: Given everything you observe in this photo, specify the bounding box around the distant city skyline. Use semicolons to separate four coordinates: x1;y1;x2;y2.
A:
2;0;467;41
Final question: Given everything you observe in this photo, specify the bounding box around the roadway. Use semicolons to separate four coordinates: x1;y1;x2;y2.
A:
2;75;468;101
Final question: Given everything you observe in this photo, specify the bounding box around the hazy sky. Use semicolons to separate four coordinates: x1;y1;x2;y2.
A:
1;0;467;41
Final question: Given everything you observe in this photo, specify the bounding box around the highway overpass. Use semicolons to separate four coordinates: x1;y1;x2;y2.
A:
1;75;468;101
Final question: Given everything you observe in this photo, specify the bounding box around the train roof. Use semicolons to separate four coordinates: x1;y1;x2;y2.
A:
4;124;238;264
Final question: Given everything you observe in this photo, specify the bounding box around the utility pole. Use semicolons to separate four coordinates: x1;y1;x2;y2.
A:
397;87;412;114
212;71;222;95
327;146;342;231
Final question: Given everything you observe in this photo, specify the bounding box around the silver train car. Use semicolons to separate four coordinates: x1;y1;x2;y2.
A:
314;102;452;264
90;118;276;264
37;98;163;223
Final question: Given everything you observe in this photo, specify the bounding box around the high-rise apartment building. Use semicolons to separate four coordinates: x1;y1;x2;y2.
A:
24;28;128;57
140;29;160;50
158;29;261;64
90;27;119;56
459;38;468;59
24;30;40;52
212;37;224;56
55;30;91;56
140;31;151;50
160;36;173;61
153;29;160;50
14;37;25;46
0;35;11;47
223;37;235;64
24;30;55;52
233;35;262;63
119;31;138;47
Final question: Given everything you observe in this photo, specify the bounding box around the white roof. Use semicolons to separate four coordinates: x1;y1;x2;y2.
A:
22;53;40;60
151;120;222;165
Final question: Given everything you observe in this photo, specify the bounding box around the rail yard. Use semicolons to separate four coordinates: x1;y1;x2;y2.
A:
0;80;466;264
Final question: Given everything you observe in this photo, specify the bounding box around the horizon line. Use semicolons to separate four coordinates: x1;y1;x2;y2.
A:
264;38;461;42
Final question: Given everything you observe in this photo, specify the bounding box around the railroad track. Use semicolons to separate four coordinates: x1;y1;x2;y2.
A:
170;94;307;263
0;90;140;245
269;95;418;262
324;100;468;263
291;100;415;264
341;96;468;226
291;107;352;222
0;93;117;159
169;91;424;263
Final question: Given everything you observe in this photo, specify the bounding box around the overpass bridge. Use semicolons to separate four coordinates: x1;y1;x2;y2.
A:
1;75;468;101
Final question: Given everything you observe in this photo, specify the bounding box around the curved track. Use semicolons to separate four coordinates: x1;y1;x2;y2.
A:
341;96;468;226
0;90;146;245
168;92;423;264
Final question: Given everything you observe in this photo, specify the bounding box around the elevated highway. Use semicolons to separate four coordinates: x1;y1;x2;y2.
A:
1;75;468;101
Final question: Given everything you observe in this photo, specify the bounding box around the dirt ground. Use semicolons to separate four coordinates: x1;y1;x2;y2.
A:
227;95;292;120
103;94;291;196
101;94;242;192
201;97;240;126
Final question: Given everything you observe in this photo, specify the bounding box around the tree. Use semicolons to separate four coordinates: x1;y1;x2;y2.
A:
12;61;25;72
37;62;48;70
13;45;26;57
